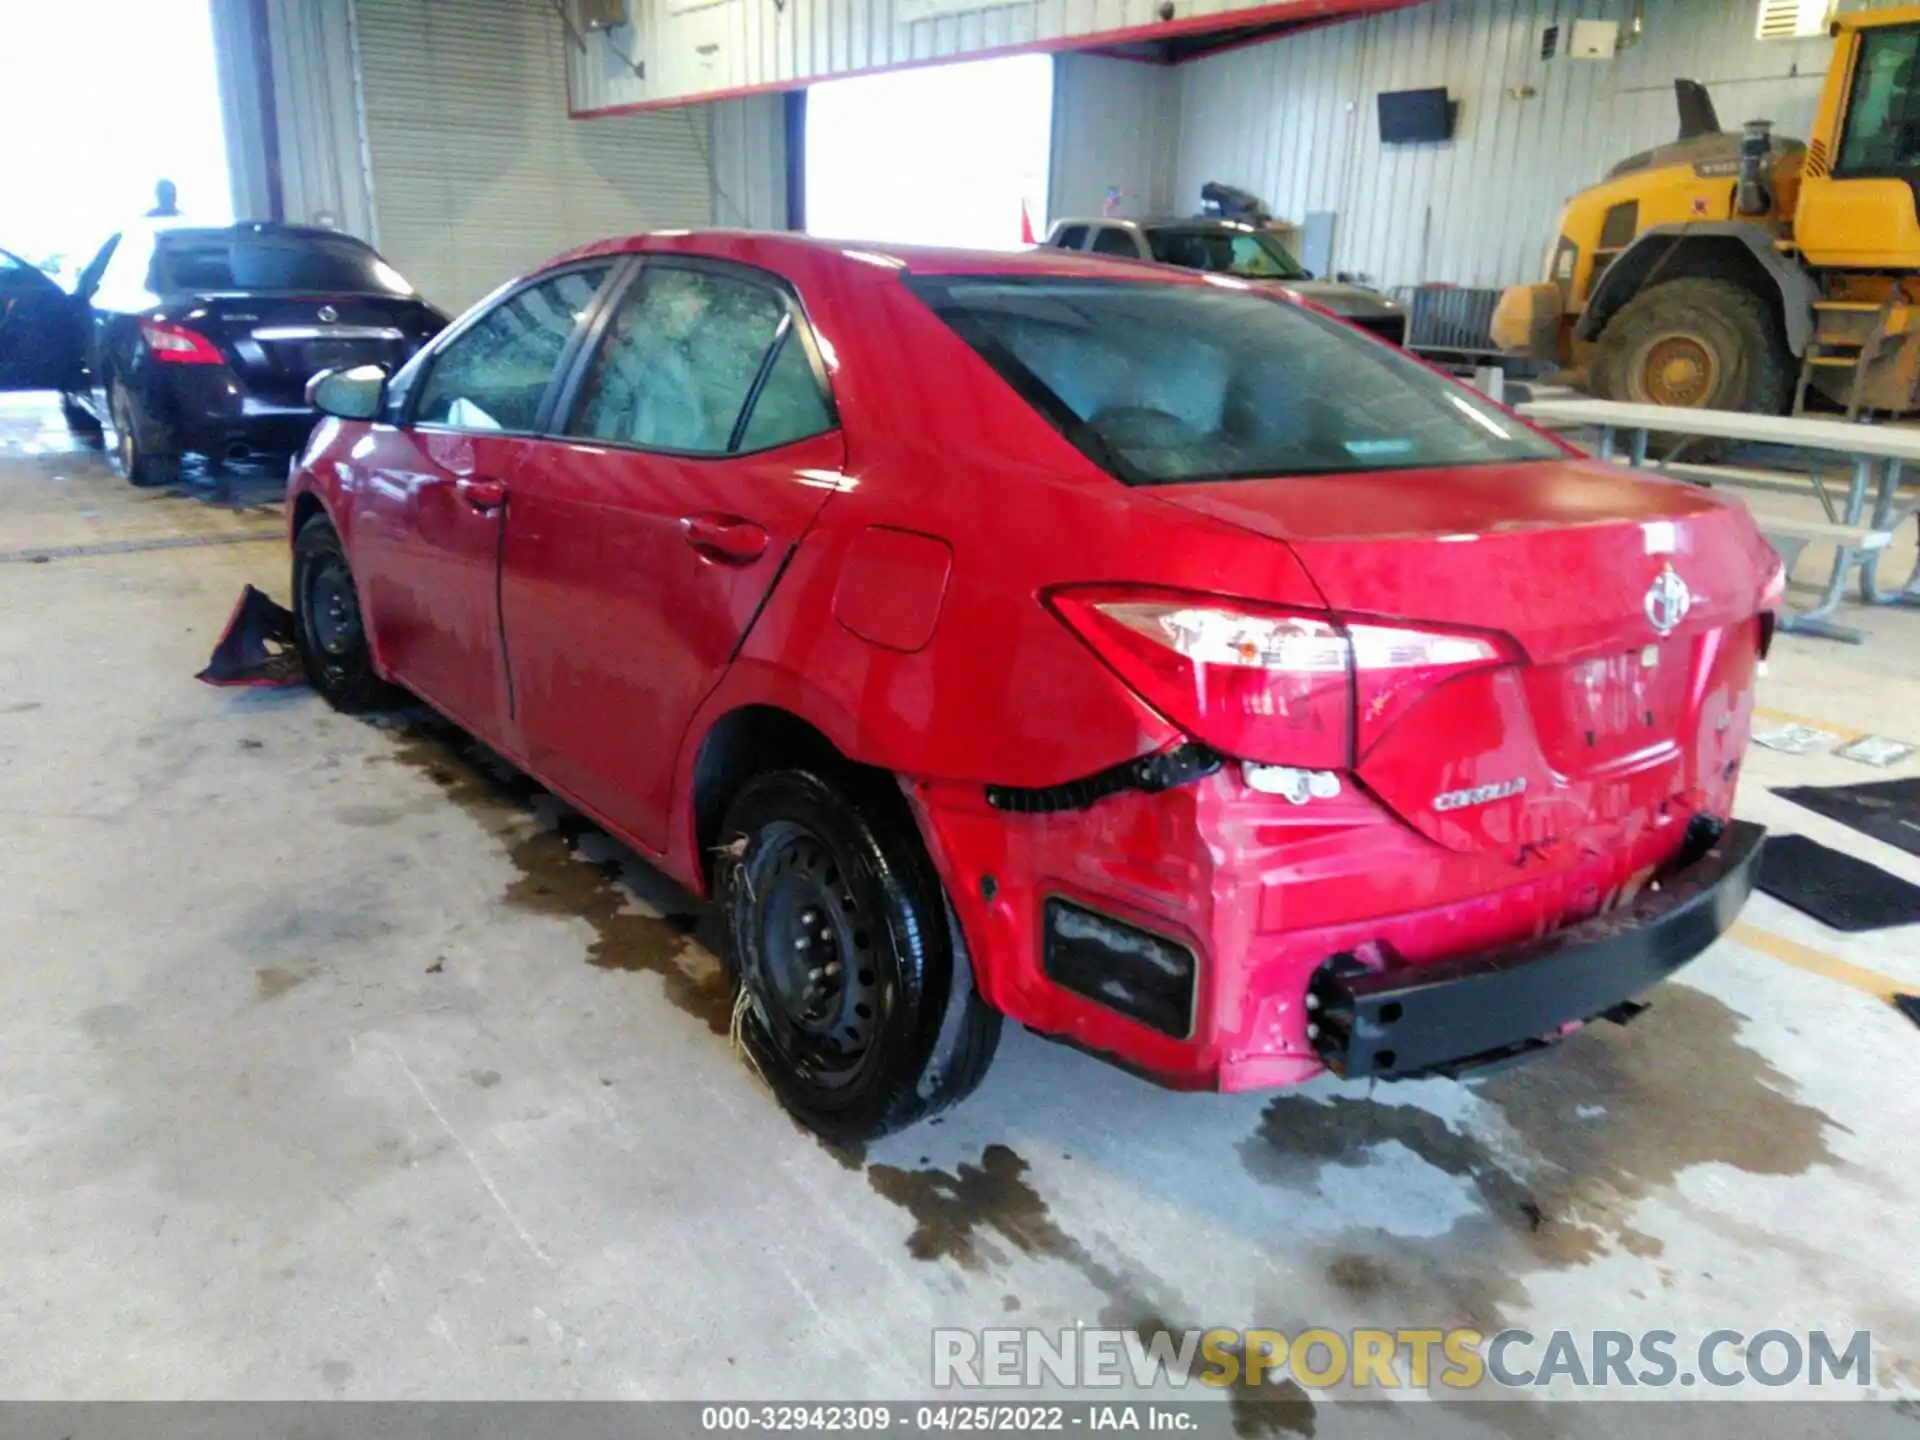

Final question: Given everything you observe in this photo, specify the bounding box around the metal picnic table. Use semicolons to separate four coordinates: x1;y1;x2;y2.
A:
1518;397;1920;643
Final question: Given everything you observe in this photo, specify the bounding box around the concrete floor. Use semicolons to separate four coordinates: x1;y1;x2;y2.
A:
1;394;1917;1427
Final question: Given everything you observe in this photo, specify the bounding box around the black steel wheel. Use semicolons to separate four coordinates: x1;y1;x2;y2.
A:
292;513;394;712
719;768;1001;1141
750;821;887;1080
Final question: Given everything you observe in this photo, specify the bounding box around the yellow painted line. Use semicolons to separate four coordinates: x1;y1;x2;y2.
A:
1753;705;1869;744
1727;921;1907;1003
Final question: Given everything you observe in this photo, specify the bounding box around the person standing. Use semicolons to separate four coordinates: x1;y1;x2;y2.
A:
145;179;179;218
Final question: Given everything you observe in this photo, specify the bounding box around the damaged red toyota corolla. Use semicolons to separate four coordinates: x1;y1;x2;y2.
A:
283;232;1777;1141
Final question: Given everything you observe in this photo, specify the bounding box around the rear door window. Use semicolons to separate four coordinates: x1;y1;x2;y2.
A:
1052;225;1090;250
564;264;834;455
412;265;613;432
907;276;1561;485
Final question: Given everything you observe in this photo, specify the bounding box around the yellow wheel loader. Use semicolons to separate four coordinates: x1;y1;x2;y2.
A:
1493;6;1920;438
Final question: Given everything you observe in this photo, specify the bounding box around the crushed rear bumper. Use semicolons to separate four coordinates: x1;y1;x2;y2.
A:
1306;818;1765;1080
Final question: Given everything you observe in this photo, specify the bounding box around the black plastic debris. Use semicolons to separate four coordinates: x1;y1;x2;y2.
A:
196;585;306;688
1896;994;1920;1031
1756;834;1920;933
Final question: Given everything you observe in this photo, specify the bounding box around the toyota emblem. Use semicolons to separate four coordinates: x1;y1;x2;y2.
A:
1644;564;1692;636
317;304;339;323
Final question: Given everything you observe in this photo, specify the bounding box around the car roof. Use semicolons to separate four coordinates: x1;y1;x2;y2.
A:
549;228;1202;286
1049;217;1267;233
153;222;372;246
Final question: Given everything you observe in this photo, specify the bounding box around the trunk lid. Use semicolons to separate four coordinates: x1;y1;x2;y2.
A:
174;293;445;404
1151;460;1773;854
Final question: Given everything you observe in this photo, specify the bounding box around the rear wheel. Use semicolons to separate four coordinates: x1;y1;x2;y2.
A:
292;514;394;712
1590;277;1792;461
110;379;179;487
717;768;1001;1142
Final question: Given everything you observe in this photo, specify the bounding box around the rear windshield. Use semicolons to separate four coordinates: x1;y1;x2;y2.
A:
906;276;1561;485
155;232;415;296
1146;226;1310;281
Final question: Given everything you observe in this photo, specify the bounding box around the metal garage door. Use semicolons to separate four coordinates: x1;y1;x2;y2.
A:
355;0;713;312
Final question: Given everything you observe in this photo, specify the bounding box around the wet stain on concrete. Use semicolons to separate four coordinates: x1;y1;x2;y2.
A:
255;964;317;1001
333;803;413;828
868;1144;1174;1327
1;700;42;715
470;1069;502;1089
1244;984;1838;1330
1122;1315;1315;1438
380;716;725;1034
1323;1254;1391;1301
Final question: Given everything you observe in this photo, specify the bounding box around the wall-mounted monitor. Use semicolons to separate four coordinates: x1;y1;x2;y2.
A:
1377;87;1455;144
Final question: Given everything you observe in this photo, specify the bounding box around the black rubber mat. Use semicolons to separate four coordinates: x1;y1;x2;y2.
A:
1756;834;1920;933
1773;778;1920;859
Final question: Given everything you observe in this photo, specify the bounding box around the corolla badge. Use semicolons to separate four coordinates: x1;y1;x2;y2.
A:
1433;778;1527;812
1644;564;1692;636
317;304;339;323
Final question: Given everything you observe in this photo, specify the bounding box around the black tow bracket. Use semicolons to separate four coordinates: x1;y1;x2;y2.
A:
985;743;1223;815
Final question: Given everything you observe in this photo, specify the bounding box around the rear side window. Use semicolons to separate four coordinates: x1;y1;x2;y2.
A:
414;265;612;432
736;331;834;452
566;265;832;455
906;277;1561;485
156;232;415;295
1090;228;1139;257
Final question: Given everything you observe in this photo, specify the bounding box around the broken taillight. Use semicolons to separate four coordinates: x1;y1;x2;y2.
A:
1049;587;1510;769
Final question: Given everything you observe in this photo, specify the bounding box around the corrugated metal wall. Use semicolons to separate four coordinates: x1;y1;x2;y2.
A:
209;0;276;221
709;93;791;229
569;0;1420;111
1049;53;1180;221
1174;0;1904;290
354;0;716;309
268;0;377;241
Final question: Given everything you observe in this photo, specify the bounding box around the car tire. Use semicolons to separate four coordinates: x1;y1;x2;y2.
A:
110;378;180;488
718;768;1002;1142
292;514;395;713
1589;278;1792;462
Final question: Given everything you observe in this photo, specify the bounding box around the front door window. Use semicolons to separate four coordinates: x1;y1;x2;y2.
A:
1837;26;1920;176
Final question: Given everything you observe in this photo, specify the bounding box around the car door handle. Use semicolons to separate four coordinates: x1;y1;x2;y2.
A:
681;513;770;564
458;478;507;513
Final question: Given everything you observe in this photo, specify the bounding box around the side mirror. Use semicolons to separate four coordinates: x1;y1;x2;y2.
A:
307;363;388;420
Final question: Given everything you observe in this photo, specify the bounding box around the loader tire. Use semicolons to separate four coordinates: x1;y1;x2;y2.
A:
1590;278;1792;463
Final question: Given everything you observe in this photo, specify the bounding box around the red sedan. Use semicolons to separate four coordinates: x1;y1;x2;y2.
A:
287;231;1775;1140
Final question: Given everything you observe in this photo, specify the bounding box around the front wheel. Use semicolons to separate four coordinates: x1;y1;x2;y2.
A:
717;769;1001;1142
1589;277;1791;462
292;514;395;712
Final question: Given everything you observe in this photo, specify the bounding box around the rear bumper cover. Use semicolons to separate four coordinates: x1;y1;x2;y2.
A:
145;367;319;459
1306;818;1765;1080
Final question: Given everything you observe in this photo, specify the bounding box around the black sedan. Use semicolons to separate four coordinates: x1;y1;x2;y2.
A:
1;222;446;485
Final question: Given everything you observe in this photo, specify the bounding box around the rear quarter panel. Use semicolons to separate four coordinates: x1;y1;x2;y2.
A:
668;264;1334;873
